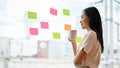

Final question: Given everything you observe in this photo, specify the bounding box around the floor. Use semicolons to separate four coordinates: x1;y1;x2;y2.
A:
0;58;120;68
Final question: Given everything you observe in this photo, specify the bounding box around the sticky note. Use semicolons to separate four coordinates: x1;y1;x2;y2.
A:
64;24;71;30
76;36;82;43
29;28;38;35
50;8;58;16
40;22;49;29
63;9;70;16
53;32;61;39
28;11;37;19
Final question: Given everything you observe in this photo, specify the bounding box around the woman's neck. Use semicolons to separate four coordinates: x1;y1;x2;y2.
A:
86;27;91;31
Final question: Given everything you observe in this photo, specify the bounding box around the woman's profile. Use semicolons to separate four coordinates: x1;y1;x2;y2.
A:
68;6;104;68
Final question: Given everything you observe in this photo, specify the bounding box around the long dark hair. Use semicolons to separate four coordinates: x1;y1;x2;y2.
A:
84;6;104;53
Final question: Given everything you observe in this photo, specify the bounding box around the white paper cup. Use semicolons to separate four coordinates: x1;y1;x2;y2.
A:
68;30;77;41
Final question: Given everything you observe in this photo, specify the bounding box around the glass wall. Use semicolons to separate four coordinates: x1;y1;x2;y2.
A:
0;0;120;68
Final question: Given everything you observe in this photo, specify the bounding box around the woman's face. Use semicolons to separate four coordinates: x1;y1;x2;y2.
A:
80;11;90;29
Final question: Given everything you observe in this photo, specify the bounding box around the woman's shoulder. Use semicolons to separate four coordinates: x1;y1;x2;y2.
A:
87;30;97;38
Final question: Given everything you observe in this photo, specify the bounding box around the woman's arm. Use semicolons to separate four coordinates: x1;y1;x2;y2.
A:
68;39;87;65
71;40;77;56
70;40;87;65
74;48;87;65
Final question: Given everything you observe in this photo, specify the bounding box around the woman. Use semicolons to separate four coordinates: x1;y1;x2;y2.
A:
68;7;104;68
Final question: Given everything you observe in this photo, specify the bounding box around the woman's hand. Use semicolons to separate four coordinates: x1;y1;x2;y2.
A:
68;37;77;55
68;37;76;43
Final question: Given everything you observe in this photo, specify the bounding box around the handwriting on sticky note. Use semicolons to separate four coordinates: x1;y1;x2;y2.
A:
53;32;61;39
29;27;38;35
50;8;58;16
40;22;49;29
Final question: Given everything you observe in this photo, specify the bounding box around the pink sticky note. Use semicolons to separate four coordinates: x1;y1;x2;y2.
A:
40;22;49;29
29;28;38;35
50;8;57;16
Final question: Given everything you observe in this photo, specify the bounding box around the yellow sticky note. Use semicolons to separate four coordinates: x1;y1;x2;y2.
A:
28;11;37;19
76;36;82;43
53;32;61;39
63;9;70;16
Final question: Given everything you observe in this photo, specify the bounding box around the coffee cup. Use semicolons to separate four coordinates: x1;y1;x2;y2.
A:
68;30;77;41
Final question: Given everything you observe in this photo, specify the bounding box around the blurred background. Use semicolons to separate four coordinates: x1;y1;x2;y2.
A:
0;0;120;68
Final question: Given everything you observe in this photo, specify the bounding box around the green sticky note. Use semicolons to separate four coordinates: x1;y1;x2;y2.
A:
53;32;61;39
76;36;82;43
28;11;37;19
63;9;70;16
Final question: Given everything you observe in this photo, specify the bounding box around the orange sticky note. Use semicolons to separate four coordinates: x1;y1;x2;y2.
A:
29;27;38;35
50;8;58;16
64;24;71;30
40;22;49;29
